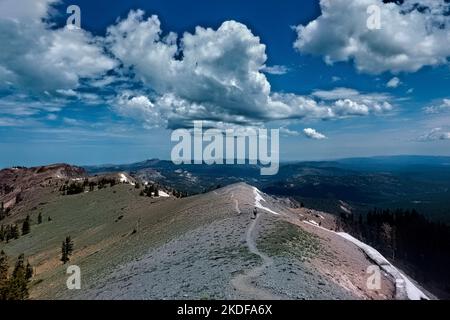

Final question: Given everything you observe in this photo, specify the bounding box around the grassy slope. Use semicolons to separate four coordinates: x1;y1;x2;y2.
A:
0;184;233;299
258;220;321;263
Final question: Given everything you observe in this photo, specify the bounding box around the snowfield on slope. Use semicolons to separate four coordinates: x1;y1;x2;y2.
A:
301;220;429;300
253;187;278;215
337;232;428;300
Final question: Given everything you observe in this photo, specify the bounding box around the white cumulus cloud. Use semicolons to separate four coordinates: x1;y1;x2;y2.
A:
311;87;393;116
0;6;397;129
105;11;394;128
386;77;401;88
113;92;163;129
303;128;327;140
0;1;116;94
294;0;450;74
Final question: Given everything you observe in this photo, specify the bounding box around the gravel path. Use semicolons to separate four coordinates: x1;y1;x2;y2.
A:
230;208;279;299
230;192;241;214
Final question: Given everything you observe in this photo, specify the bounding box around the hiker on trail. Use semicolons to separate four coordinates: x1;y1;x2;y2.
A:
252;207;258;219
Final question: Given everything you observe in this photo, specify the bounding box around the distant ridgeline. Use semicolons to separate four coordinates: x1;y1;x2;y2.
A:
83;156;450;223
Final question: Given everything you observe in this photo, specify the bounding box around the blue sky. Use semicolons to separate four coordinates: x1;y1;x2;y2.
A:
1;0;450;167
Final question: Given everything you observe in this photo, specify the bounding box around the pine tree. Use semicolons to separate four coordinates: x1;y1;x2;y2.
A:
11;224;19;240
0;202;4;220
147;184;155;197
0;225;4;242
25;261;33;280
0;251;7;279
0;250;8;300
21;215;30;236
5;225;11;243
7;254;29;299
12;254;25;279
66;183;84;195
66;236;74;256
61;241;68;264
61;236;74;264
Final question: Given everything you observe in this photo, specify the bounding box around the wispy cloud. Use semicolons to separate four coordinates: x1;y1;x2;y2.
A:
386;77;401;88
331;76;341;82
423;99;450;114
261;65;289;75
0;117;38;127
417;128;450;141
280;127;300;137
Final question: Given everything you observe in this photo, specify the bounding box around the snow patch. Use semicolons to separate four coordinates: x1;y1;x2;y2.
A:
340;205;351;214
119;173;135;186
158;190;170;197
303;220;329;232
253;187;279;215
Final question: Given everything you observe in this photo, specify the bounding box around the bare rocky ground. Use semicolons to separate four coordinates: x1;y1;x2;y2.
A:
78;215;255;299
69;183;394;300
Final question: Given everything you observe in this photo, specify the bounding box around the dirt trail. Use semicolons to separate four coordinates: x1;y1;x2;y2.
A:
230;195;279;299
230;192;241;214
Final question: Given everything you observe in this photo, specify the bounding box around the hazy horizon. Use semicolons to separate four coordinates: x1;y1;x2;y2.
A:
3;153;450;170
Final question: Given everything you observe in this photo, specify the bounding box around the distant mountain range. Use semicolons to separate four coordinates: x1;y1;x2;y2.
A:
83;156;450;223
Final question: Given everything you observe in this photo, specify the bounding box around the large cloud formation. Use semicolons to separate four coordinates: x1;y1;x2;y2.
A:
294;0;450;74
0;4;394;129
106;10;394;128
106;11;275;128
0;0;116;94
